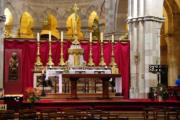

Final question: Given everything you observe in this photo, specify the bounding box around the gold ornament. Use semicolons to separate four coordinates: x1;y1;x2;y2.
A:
72;3;80;45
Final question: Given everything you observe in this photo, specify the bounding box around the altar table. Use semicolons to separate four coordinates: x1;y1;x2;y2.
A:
62;74;121;99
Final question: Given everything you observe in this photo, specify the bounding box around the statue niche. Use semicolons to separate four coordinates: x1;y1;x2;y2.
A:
40;14;60;40
18;12;34;38
66;13;84;40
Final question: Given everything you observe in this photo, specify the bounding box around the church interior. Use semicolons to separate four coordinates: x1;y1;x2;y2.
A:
0;0;180;119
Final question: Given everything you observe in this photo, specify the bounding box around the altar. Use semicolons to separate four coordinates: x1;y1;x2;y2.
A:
62;73;121;99
33;69;122;99
4;3;130;99
32;3;123;99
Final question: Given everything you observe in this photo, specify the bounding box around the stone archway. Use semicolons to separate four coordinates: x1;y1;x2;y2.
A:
161;0;180;86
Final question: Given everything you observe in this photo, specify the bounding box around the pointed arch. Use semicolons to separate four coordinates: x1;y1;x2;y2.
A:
4;8;13;38
18;12;34;38
66;13;84;40
40;14;59;39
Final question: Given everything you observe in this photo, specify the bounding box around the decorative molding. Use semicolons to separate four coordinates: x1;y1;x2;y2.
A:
127;16;165;23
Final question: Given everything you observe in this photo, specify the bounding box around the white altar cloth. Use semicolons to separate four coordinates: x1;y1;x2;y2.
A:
45;69;64;93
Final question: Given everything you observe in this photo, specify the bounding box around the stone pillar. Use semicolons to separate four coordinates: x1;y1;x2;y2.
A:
128;0;164;98
0;0;5;89
104;0;118;34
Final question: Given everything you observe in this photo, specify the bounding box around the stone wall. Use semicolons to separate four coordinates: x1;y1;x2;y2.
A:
4;0;128;40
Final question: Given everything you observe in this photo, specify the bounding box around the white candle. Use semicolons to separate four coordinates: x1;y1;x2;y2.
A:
37;33;40;42
101;32;103;43
90;32;92;42
42;69;44;74
49;31;51;42
112;34;114;43
61;31;63;42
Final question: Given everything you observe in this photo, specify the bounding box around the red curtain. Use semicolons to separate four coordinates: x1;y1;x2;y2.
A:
4;40;130;98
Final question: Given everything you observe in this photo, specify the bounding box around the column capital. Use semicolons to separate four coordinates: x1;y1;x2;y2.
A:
127;16;165;23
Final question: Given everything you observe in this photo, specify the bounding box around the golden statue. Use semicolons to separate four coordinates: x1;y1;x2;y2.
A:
40;14;60;39
4;8;13;38
18;12;34;38
66;12;84;40
88;11;100;40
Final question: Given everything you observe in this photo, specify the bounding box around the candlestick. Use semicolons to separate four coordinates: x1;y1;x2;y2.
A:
59;37;65;66
61;31;63;42
110;41;117;66
112;34;114;43
37;33;40;42
88;39;94;66
49;31;51;42
90;32;92;43
101;32;103;43
99;41;106;66
35;33;42;66
47;32;54;67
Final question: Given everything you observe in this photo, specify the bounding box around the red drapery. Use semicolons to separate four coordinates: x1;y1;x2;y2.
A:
4;40;130;98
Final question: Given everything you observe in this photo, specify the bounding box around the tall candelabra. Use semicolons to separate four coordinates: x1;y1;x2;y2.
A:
99;41;106;66
47;32;54;67
110;41;117;66
59;41;65;66
88;36;95;66
35;33;42;66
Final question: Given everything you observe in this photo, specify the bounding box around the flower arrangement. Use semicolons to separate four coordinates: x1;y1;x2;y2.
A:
25;87;41;103
155;84;169;99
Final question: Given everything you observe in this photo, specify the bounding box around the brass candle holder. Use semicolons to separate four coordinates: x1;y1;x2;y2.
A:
35;35;42;66
59;41;65;66
88;41;95;66
110;42;117;66
47;37;54;67
99;41;106;66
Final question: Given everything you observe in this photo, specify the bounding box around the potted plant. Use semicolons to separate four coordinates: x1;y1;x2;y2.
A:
155;84;169;101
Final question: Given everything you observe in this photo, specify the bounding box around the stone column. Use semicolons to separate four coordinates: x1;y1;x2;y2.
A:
104;0;118;34
128;0;164;98
0;0;5;89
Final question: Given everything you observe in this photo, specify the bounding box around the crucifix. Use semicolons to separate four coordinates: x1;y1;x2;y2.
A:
72;3;80;45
